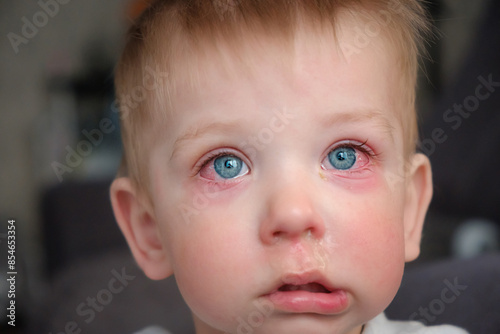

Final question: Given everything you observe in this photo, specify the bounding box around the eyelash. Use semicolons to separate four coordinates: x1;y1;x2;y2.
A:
322;140;378;172
335;140;376;159
194;140;377;177
194;149;235;175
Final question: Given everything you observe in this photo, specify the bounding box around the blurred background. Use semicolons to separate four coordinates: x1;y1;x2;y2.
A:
0;0;499;333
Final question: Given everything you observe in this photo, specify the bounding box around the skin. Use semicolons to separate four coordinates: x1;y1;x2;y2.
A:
111;17;433;334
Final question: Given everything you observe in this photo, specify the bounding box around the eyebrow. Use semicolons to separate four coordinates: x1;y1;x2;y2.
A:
170;120;244;160
321;109;396;141
170;109;395;160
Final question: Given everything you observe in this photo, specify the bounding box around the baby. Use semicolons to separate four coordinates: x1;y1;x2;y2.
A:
110;0;468;333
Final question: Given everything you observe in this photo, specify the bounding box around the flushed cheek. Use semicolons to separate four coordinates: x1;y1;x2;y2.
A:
322;170;379;193
346;207;405;309
352;221;405;278
324;190;405;302
167;209;258;328
182;178;252;211
352;196;405;263
321;162;397;198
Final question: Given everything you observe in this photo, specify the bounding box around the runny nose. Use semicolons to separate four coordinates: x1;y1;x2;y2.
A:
259;188;326;245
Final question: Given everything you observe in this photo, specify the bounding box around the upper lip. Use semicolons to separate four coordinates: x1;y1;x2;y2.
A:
266;270;336;295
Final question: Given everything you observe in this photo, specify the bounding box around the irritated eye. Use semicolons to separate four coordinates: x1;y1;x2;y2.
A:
199;154;249;180
214;155;244;179
322;144;371;172
328;147;357;170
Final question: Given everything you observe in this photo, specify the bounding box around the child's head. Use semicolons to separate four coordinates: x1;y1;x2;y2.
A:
111;1;433;333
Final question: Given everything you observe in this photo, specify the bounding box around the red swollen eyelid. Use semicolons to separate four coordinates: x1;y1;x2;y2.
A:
197;152;250;181
322;144;373;172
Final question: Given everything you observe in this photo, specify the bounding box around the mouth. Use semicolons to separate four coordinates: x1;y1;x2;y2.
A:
278;282;331;294
265;274;348;314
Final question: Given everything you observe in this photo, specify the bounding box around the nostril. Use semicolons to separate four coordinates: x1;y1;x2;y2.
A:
270;228;315;240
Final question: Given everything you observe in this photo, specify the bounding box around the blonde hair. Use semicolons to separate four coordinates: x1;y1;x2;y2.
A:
114;0;431;198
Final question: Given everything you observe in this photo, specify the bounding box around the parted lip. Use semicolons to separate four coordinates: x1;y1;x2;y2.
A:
262;270;349;314
266;270;337;295
278;282;331;293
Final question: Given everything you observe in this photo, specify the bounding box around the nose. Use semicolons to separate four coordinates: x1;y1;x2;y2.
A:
259;185;326;245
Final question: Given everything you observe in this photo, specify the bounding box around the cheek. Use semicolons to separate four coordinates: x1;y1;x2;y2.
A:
163;204;257;328
349;214;405;278
332;172;406;262
343;206;404;269
329;181;406;311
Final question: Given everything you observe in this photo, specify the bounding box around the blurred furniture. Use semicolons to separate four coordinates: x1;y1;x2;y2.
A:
422;0;500;225
41;179;127;278
386;254;500;334
40;250;195;334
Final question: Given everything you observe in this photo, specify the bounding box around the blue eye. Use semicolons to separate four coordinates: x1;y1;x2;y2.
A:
214;155;244;179
328;147;357;170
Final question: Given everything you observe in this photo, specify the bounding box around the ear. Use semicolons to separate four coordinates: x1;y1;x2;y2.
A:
403;153;433;262
110;177;173;280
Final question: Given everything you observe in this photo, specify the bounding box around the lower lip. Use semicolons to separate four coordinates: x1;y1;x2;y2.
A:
266;289;349;314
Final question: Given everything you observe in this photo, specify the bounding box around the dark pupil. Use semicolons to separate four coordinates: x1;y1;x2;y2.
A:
214;155;243;179
328;147;356;170
225;160;237;169
337;152;347;161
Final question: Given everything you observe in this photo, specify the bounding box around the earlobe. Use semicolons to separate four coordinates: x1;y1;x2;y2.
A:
403;153;433;262
110;177;173;280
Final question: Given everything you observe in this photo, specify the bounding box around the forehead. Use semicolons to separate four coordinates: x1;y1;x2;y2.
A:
162;18;403;133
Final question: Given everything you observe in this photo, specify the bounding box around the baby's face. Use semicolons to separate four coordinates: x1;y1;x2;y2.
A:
146;23;421;334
